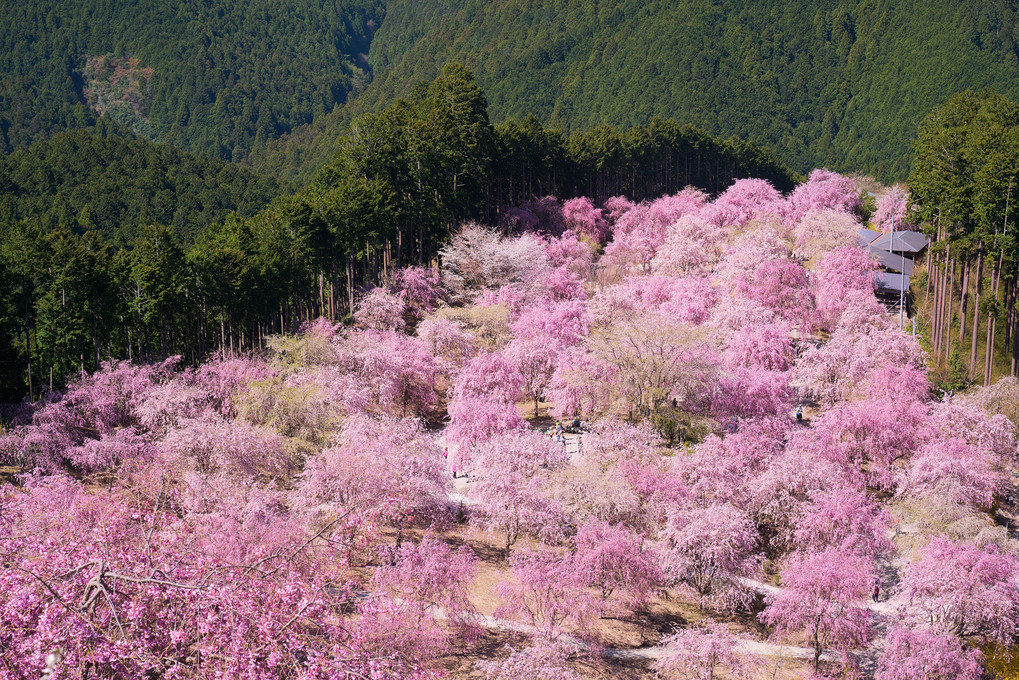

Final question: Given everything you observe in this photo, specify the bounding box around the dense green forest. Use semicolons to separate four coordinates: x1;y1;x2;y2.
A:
255;0;1019;183
0;0;381;161
5;1;1019;182
0;66;795;402
908;89;1019;385
0;123;282;247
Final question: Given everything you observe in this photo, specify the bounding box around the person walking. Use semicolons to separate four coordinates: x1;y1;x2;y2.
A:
872;582;880;602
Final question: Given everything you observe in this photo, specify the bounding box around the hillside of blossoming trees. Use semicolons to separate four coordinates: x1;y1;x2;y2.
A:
2;169;1018;679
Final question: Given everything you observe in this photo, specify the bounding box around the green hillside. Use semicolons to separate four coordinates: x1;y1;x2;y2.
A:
4;1;1019;183
0;0;381;161
0;124;282;247
256;0;1019;183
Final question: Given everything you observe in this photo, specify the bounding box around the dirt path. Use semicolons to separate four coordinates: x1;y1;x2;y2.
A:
434;426;896;674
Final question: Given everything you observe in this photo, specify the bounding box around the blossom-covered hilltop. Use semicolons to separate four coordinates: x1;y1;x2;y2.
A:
2;171;1017;679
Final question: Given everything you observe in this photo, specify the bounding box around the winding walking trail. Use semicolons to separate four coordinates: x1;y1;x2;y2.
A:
436;428;904;674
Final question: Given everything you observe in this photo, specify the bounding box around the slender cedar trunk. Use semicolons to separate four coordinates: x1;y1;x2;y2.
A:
984;252;1003;386
959;258;969;343
1012;280;1019;377
1007;279;1018;376
1004;279;1013;349
318;272;324;319
943;255;955;358
932;253;943;356
329;257;338;321
924;246;932;300
970;244;984;376
23;309;33;401
346;255;354;313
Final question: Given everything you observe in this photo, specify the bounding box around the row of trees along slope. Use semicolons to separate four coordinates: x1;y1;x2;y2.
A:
0;65;796;403
909;88;1019;386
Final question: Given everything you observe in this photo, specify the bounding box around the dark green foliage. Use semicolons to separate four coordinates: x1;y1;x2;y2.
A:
909;89;1019;258
0;125;281;247
257;0;1019;183
0;0;382;161
7;0;1019;182
909;89;1019;381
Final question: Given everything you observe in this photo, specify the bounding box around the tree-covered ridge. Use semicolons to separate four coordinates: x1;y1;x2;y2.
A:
275;0;1019;182
0;125;282;247
0;0;381;161
9;0;1019;182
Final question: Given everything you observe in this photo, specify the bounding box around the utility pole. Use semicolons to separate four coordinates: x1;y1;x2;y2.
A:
891;217;904;330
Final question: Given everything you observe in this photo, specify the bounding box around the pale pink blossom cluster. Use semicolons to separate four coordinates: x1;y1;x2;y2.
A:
2;170;1016;679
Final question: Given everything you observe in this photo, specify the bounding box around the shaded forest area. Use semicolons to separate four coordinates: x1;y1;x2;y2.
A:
0;67;795;402
0;0;382;161
909;90;1019;388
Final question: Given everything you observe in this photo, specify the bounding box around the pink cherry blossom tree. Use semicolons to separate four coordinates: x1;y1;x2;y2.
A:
651;215;724;277
494;546;597;639
446;350;526;448
900;438;1002;510
0;475;433;680
794;209;861;262
371;535;479;640
298;414;449;550
760;548;873;670
656;504;760;610
786;168;862;226
391;265;443;315
465;431;569;552
654;621;759;680
506;336;559;416
735;257;814;330
814;247;878;330
895;537;1019;643
552;418;682;532
441;224;550;300
872;186;911;232
545;347;617;419
336;330;439;416
561;196;608;243
792;487;892;558
523;195;566;235
416;316;478;377
875;627;982;680
750;432;864;552
354;287;408;331
545;230;595;278
702;177;786;229
586;311;719;419
604;190;707;273
572;520;662;612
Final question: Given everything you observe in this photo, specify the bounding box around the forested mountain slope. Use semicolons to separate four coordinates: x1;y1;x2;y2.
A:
257;0;1019;183
5;0;1019;183
0;0;381;161
0;124;281;247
